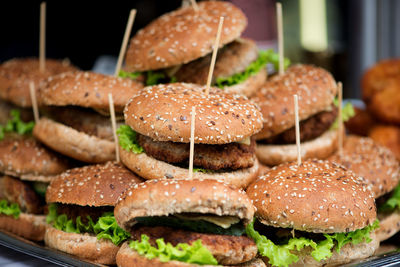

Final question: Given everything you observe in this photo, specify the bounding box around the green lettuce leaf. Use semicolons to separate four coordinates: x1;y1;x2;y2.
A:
46;204;130;246
118;70;176;86
117;125;144;154
215;49;291;88
0;200;21;219
331;98;355;129
379;183;400;212
193;168;214;174
119;70;141;80
0;109;35;140
129;234;218;265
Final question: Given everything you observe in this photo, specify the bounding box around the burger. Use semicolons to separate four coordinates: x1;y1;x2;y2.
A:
117;83;263;188
33;71;143;163
45;161;143;265
114;178;264;267
252;64;354;166
121;1;281;96
329;135;400;242
246;159;379;267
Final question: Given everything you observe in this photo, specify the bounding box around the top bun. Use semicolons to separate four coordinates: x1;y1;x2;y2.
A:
124;83;263;144
46;161;144;207
0;58;77;107
125;1;247;72
246;159;376;233
39;71;144;113
114;178;254;231
330;135;400;198
252;64;337;140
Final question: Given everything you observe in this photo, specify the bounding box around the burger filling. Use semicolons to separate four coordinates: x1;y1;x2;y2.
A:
0;109;34;140
377;183;400;214
246;219;379;267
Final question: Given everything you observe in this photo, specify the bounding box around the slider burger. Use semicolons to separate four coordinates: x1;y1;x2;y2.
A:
33;71;143;163
252;64;353;166
114;179;263;266
118;83;263;188
330;135;400;242
45;161;143;265
246;159;379;267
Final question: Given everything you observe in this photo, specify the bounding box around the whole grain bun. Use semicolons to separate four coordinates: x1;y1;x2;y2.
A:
329;136;400;198
247;159;376;233
46;161;143;207
256;129;338;166
33;117;115;163
0;58;77;107
252;64;337;140
124;83;263;144
376;210;400;242
39;71;143;113
119;145;259;189
114;179;254;231
125;1;247;72
45;227;119;265
0;213;46;241
0;134;70;182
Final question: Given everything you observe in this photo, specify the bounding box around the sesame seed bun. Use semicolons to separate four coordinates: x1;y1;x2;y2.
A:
222;68;267;97
256;129;339;166
252;64;337;140
46;161;143;207
39;71;143;113
376;210;400;242
45;227;119;265
0;58;77;107
114;179;254;232
329;136;400;198
33;117;115;163
124;83;263;144
0;134;70;182
119;145;260;189
125;1;247;72
0;213;46;241
246;160;376;233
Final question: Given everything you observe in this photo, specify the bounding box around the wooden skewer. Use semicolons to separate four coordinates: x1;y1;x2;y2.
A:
294;95;301;166
190;0;199;12
108;93;120;163
276;2;284;75
188;106;196;179
205;16;224;96
114;9;137;77
39;2;46;72
29;82;40;123
338;82;344;158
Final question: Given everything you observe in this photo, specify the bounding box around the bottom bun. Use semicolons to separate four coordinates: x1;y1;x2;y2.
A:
256;129;338;166
222;68;267;97
116;242;266;267
0;213;46;241
119;146;259;189
376;210;400;242
33;117;115;163
45;227;119;265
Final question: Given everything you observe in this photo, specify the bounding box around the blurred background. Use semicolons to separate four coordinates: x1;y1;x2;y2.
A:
1;0;399;98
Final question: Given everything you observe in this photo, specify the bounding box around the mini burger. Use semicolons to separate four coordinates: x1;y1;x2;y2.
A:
114;179;263;267
45;161;143;265
33;71;143;163
330;135;400;242
246;159;379;267
117;83;263;188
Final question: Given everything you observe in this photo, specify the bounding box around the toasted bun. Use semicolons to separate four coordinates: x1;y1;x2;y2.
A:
247;159;376;233
33;117;115;163
124;83;263;144
0;213;46;241
46;161;143;206
329;136;400;198
256;129;338;166
0;134;70;181
125;1;247;71
45;227;119;265
0;58;77;107
115;179;254;231
223;68;266;97
369;125;400;161
119;145;259;189
376;210;400;242
39;71;143;113
252;64;337;140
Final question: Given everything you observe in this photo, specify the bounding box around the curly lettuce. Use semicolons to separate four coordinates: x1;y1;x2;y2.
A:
46;204;130;246
0;109;35;140
0;200;21;219
119;70;176;86
130;234;218;265
331;98;355;129
246;219;379;267
379;183;400;212
117;125;143;154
